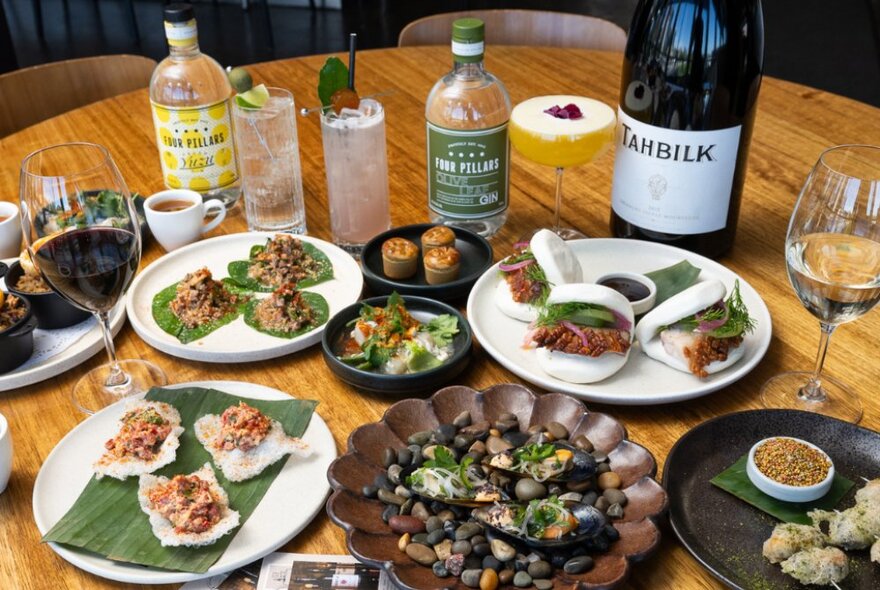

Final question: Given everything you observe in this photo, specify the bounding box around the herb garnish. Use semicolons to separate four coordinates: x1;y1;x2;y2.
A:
499;247;551;306
660;280;755;338
536;302;615;329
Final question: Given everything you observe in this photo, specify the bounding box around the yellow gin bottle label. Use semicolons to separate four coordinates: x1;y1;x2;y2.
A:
151;99;238;193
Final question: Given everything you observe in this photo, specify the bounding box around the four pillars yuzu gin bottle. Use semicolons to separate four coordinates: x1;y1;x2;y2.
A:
149;3;240;209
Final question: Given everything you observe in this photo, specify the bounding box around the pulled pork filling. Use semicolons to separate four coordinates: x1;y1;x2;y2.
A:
505;267;544;304
253;283;315;332
147;474;222;534
0;295;27;331
215;402;271;452
682;334;743;378
170;268;241;329
248;235;318;287
531;325;630;356
104;407;172;461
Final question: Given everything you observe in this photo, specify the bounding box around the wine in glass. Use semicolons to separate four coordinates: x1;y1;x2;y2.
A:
509;95;615;240
20;142;166;414
761;144;880;423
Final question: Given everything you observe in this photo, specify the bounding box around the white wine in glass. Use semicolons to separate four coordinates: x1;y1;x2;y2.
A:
761;144;880;423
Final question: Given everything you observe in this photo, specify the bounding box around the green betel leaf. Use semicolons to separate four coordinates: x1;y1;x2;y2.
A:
317;56;349;108
42;387;317;573
243;291;329;339
710;454;854;525
226;242;334;293
151;282;247;344
644;260;702;305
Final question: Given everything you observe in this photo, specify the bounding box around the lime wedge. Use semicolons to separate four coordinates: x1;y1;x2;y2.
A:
235;84;269;108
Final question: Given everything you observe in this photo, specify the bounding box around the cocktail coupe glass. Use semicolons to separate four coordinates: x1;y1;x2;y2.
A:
20;143;166;414
508;95;616;240
760;144;880;423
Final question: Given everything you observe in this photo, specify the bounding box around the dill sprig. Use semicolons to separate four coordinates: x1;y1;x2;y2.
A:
663;280;755;338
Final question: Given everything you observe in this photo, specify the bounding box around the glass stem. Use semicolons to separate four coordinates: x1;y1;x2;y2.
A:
800;322;836;402
97;310;126;387
554;167;564;232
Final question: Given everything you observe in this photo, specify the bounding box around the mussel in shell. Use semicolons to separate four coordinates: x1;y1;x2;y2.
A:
472;497;607;548
488;442;597;482
400;462;510;507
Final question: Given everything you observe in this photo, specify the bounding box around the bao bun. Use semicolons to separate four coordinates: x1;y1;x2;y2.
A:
536;283;634;384
635;279;744;375
495;229;583;322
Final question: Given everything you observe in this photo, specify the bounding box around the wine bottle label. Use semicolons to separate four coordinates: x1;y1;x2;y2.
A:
151;99;238;193
426;122;509;219
611;109;741;234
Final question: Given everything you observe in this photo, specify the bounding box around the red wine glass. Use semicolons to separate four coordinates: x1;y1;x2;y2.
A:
20;143;166;414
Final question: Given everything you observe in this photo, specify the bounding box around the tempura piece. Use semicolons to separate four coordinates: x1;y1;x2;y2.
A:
194;402;311;482
780;547;848;586
856;478;880;506
138;463;240;547
762;523;827;564
809;506;877;550
93;401;184;480
871;538;880;565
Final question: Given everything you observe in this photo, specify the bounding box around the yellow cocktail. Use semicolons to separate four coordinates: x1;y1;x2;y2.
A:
510;95;616;238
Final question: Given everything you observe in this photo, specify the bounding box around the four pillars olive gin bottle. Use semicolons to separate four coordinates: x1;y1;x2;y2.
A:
425;18;512;238
149;3;241;209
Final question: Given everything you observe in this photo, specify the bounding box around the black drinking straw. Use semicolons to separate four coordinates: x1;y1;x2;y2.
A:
348;33;357;90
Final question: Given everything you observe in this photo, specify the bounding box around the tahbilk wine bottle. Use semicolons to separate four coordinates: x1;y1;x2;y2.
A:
609;0;764;259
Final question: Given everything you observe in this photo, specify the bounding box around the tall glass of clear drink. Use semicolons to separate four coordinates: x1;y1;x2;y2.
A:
320;98;391;256
232;87;307;233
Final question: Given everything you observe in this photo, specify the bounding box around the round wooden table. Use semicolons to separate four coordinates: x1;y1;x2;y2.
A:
1;46;879;590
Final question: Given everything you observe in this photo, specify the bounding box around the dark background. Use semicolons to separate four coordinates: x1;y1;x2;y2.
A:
2;0;879;107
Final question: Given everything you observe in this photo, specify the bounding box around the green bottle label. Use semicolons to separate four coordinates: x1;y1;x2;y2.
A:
427;122;509;219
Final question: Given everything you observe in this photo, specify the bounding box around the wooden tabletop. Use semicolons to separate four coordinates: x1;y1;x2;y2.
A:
1;46;879;590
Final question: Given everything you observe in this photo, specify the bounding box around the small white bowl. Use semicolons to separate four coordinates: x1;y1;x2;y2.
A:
746;437;834;503
594;271;657;315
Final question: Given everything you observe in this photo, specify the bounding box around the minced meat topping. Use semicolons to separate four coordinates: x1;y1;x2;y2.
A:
254;283;315;333
170;268;242;329
248;235;318;287
215;402;271;452
531;325;630;357
147;474;222;534
14;271;50;293
104;407;172;461
0;294;26;332
683;334;743;378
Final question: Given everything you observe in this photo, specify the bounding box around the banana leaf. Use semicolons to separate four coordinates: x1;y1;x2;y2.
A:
226;242;333;293
152;282;249;344
243;292;329;339
710;455;854;524
42;387;317;573
645;260;702;305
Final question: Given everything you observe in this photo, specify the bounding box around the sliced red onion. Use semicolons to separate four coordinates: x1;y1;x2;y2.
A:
612;310;632;332
499;258;535;272
561;320;590;348
513;241;530;250
696;301;728;332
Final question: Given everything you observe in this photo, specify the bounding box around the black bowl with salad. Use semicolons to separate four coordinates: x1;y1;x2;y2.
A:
321;292;472;395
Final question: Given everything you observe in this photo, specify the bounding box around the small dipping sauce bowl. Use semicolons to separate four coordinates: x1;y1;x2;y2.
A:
594;271;657;315
746;436;834;502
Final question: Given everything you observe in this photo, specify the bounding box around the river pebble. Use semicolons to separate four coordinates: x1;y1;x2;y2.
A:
598;471;621;489
455;522;482;540
534;579;554;590
480;567;499;590
405;543;437;566
515;478;547;501
432;561;449;577
452;540;473;556
490;539;516;562
461;569;482;588
434;539;453;561
397;533;410;551
528;560;552;579
513;572;532;587
389;515;424;534
564;555;594;574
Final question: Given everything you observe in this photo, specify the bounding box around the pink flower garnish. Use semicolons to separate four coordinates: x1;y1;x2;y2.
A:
543;103;584;120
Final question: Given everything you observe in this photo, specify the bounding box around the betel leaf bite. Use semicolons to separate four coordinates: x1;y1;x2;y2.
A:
634;279;755;378
525;283;634;383
138;463;240;547
93;401;184;480
243;283;329;339
195;402;311;482
495;229;583;322
227;234;334;293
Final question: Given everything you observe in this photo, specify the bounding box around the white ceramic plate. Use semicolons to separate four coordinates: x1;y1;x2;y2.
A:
33;380;336;584
466;239;772;405
126;232;363;362
0;258;126;392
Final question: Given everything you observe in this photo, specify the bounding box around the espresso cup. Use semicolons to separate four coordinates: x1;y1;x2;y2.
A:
0;412;11;494
145;190;226;252
0;201;22;259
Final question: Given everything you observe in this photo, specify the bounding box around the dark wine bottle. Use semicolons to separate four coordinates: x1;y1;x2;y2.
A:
609;0;764;259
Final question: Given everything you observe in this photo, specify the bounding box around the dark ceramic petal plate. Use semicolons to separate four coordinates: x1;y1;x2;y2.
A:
326;383;668;589
664;409;880;590
321;295;472;395
360;223;493;301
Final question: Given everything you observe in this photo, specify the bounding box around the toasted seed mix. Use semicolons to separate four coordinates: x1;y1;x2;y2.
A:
754;438;830;487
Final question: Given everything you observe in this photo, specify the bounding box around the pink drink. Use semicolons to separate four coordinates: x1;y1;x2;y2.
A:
320;99;391;255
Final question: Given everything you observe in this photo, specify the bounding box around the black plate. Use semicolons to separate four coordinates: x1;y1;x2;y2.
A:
321;295;472;395
360;223;493;301
664;409;880;589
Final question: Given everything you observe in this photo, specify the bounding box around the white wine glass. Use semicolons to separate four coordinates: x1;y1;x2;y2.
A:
20;142;167;414
760;144;880;423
